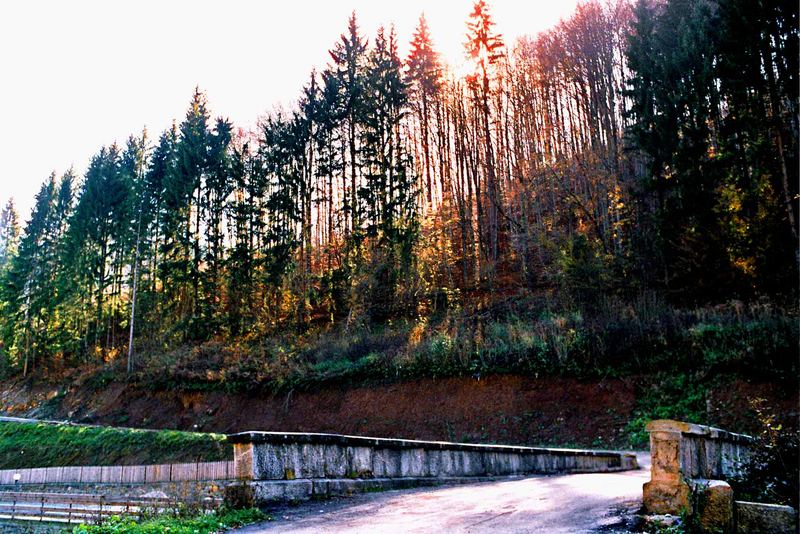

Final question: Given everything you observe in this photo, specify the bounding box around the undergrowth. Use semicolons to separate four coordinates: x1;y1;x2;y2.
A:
625;373;711;448
729;399;799;508
128;297;797;396
72;507;267;534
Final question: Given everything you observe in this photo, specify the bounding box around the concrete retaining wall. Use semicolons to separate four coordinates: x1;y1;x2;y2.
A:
0;480;231;502
0;461;234;485
248;475;529;503
227;431;637;483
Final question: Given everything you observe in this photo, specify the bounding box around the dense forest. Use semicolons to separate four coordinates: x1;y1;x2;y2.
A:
0;0;796;387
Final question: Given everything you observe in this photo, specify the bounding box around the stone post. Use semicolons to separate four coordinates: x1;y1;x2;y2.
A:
693;479;734;532
643;419;754;521
233;442;255;480
643;420;692;514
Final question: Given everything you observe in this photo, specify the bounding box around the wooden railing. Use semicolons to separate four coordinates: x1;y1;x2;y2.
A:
0;461;236;485
0;491;221;524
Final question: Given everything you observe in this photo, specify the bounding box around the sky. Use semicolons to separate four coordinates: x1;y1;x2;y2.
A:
0;0;581;222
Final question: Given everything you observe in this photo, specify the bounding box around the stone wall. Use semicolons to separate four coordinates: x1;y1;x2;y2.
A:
736;501;798;534
228;431;637;484
642;419;754;515
0;480;231;501
642;419;798;533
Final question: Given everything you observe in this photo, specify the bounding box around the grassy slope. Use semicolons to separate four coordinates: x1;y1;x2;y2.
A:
0;421;231;469
131;299;798;396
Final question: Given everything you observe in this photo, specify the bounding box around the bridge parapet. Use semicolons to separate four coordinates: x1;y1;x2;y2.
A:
643;419;754;515
227;431;637;484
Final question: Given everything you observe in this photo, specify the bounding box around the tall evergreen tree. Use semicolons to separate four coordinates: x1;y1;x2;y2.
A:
226;136;257;336
163;88;212;337
202;117;233;332
120;131;149;372
361;26;418;319
68;146;131;354
0;199;20;272
3;176;56;374
329;12;369;234
407;13;442;208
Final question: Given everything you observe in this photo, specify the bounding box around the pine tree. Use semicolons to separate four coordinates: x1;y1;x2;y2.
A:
713;0;799;292
361;26;418;320
3;176;56;374
68;146;131;354
624;0;794;300
259;112;303;293
163;88;212;337
329;12;369;234
0;198;21;367
121;131;149;373
203;117;233;332
316;69;345;256
146;124;178;296
42;171;75;356
407;13;442;208
0;199;20;272
226;136;256;336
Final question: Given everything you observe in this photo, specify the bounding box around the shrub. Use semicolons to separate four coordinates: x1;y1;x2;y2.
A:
729;399;799;508
625;373;709;448
73;508;267;534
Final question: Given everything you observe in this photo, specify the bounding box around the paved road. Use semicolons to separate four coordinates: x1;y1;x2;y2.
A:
236;453;650;534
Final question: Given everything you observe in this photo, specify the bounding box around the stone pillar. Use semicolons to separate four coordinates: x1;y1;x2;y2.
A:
693;479;733;532
233;442;255;480
643;420;691;514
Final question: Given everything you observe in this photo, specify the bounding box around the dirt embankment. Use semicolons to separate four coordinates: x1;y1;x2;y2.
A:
1;374;795;449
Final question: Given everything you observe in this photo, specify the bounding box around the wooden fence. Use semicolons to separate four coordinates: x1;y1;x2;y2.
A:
0;461;236;485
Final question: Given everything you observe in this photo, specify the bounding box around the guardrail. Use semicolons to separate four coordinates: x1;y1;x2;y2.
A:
0;491;220;524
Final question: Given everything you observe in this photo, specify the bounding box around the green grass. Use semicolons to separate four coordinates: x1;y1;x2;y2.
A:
0;421;231;469
72;508;267;534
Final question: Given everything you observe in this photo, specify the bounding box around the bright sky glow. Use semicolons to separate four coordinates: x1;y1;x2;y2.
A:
0;0;580;221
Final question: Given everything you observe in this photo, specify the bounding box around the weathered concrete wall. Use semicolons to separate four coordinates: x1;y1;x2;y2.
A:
0;461;234;485
247;475;525;503
0;480;230;500
227;431;637;483
643;419;754;515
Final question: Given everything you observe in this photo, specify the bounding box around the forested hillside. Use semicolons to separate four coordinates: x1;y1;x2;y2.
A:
0;0;796;397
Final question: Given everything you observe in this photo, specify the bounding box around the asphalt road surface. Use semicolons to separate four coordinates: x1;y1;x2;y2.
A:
235;452;650;534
